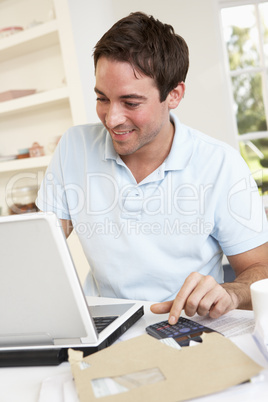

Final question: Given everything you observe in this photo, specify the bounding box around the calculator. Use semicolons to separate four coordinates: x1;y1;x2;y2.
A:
146;317;218;347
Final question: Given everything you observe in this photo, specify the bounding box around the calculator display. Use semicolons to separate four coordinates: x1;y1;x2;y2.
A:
146;317;219;347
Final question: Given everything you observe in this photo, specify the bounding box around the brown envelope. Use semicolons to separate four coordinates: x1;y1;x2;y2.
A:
69;332;263;402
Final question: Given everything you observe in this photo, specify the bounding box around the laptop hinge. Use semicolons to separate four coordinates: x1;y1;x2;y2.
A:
0;333;53;347
54;338;82;346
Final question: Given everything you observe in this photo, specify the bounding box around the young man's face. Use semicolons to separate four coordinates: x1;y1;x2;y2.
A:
95;57;174;157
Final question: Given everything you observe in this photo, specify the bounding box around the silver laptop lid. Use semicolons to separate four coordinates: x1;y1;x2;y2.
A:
0;212;98;347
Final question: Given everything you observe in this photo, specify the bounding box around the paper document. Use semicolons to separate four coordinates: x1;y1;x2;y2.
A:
252;320;268;362
38;373;79;402
193;309;255;337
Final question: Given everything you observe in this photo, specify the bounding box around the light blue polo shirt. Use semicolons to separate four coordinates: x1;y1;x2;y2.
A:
36;113;268;301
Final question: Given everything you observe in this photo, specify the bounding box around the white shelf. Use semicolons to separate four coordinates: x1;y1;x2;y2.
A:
0;155;52;173
0;20;59;61
0;0;84;191
0;87;69;115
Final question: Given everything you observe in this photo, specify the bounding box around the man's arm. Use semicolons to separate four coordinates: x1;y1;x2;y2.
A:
38;209;73;238
60;218;73;238
223;242;268;309
150;242;268;324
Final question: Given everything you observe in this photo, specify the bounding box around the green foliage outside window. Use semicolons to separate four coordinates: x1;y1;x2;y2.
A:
222;4;268;193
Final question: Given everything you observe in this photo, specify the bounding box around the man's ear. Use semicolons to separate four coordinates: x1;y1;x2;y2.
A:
167;82;186;109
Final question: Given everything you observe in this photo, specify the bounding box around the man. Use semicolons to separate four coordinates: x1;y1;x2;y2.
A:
36;12;268;325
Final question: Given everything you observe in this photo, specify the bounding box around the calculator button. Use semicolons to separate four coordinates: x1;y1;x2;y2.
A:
179;327;191;333
157;325;169;331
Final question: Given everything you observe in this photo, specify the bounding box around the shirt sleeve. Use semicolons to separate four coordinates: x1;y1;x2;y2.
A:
211;149;268;256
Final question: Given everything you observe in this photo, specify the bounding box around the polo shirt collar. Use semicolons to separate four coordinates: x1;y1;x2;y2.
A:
104;111;193;171
165;112;193;171
104;132;117;161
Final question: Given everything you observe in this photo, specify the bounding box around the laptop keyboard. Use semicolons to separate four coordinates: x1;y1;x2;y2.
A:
93;316;118;334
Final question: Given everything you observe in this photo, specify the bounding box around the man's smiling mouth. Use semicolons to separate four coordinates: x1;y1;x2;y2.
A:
110;128;135;139
114;130;132;134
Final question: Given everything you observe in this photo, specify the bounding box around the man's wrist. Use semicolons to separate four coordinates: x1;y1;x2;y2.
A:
221;282;251;310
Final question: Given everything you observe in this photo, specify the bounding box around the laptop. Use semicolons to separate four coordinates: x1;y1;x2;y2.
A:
0;212;144;367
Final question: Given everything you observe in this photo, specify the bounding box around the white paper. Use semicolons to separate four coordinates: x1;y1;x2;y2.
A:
63;379;79;402
252;321;268;362
38;373;78;402
159;337;182;350
192;310;255;337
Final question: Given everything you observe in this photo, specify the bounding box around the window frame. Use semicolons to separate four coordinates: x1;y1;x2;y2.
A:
218;0;268;155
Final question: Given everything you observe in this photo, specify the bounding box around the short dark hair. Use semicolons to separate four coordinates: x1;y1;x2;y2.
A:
93;12;189;102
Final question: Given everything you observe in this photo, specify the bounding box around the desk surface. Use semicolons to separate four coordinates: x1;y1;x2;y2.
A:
0;296;268;402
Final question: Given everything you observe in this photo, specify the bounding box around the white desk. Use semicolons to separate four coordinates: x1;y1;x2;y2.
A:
0;297;268;402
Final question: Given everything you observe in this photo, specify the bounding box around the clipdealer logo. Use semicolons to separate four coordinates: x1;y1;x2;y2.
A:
70;172;213;217
13;171;213;218
228;174;264;232
74;218;214;239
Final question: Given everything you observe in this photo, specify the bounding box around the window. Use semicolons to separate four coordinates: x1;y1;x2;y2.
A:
219;0;268;194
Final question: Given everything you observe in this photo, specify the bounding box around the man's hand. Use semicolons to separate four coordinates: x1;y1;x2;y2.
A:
151;244;268;324
150;272;238;325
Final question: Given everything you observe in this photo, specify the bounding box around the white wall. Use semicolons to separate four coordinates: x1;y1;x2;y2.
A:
67;0;238;149
67;0;115;124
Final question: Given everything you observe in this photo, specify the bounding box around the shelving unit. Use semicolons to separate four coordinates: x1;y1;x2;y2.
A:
0;0;86;215
0;87;69;115
0;155;52;174
0;19;59;60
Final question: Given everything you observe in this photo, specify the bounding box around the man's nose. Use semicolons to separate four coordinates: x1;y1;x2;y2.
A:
105;103;126;128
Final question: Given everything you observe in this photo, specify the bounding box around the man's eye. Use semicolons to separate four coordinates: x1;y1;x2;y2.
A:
96;97;108;103
125;102;140;108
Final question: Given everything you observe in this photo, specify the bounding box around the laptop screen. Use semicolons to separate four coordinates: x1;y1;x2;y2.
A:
0;213;98;346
